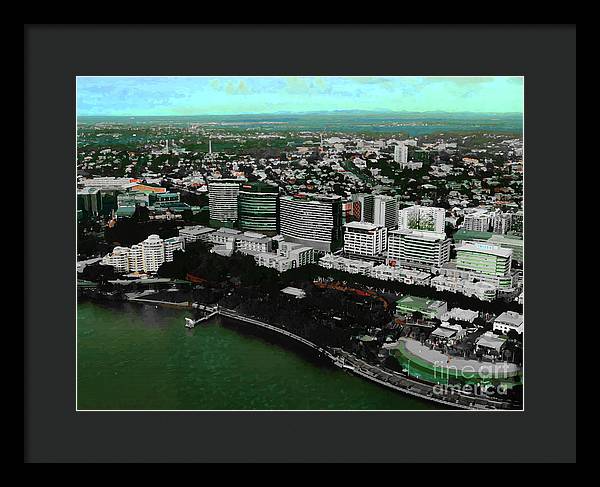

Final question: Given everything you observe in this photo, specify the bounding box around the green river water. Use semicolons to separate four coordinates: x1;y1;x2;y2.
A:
77;301;438;410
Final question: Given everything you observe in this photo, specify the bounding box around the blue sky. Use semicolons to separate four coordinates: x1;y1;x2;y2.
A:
76;76;524;116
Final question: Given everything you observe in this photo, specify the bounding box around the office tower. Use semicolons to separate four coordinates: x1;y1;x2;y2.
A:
208;136;212;154
456;241;512;277
373;195;399;229
351;193;374;223
394;143;408;165
387;229;451;270
141;234;165;273
399;205;446;234
208;178;244;226
280;194;342;252
343;222;388;257
77;187;103;216
238;182;279;234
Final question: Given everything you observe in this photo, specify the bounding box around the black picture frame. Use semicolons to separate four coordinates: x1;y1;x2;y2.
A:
25;24;576;463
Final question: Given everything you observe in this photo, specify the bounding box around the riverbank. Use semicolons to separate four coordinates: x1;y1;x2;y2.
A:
77;300;437;410
120;295;519;410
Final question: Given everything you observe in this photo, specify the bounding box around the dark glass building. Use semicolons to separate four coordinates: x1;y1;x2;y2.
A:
238;182;280;234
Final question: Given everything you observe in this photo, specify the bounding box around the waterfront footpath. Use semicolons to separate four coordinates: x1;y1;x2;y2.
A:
118;292;518;410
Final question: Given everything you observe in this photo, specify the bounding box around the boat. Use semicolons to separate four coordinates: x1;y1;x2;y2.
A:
184;317;197;329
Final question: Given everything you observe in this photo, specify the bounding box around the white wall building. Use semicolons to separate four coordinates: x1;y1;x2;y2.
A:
399;205;446;234
179;225;216;243
394;143;408;164
343;222;387;257
387;229;451;270
101;234;184;274
319;254;375;276
208;179;244;223
493;311;524;335
280;194;342;252
141;234;165;273
373;196;399;229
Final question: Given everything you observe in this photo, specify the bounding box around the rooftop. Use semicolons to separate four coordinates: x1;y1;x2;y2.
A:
495;311;524;327
456;241;513;258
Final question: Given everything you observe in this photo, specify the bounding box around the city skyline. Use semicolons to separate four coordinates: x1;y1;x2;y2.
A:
77;76;524;116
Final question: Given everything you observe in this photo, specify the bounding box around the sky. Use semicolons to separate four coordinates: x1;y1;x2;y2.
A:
76;76;524;116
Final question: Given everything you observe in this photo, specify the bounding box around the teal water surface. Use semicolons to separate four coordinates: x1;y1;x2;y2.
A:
77;301;438;410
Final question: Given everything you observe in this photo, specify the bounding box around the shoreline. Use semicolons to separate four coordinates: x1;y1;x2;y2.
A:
84;295;520;410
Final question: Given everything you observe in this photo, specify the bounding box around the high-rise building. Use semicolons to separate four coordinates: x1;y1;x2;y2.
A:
492;211;512;235
208;178;245;226
128;244;144;272
101;234;184;274
394;143;408;165
399;205;446;234
141;234;165;273
387;229;451;270
351;194;374;223
456;242;512;277
238;182;279;234
343;222;388;257
77;187;103;216
280;194;342;252
373;195;399;229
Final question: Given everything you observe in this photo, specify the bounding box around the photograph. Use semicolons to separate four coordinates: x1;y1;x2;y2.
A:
76;75;525;411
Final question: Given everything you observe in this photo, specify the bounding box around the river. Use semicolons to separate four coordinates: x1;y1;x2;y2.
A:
77;301;439;410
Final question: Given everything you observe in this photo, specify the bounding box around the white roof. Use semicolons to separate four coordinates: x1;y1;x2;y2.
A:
457;241;513;258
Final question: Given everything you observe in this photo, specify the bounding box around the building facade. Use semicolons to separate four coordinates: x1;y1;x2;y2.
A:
387;229;451;270
238;182;279;234
208;178;244;225
373;195;399;229
456;242;513;277
399;205;446;234
343;222;387;257
280;194;342;252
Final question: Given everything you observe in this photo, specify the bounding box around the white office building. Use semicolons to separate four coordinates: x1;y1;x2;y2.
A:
280;194;342;252
456;241;512;277
387;229;451;270
343;222;387;257
179;225;216;243
399;205;446;234
128;244;144;272
240;241;315;273
373;195;399;229
208;178;244;224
